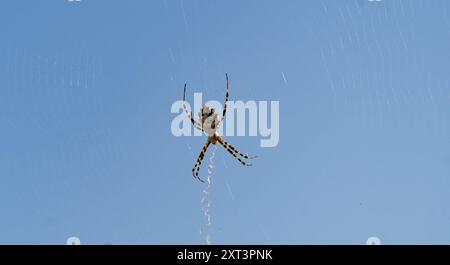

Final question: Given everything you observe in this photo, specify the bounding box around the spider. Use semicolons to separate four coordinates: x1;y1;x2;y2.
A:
183;73;257;182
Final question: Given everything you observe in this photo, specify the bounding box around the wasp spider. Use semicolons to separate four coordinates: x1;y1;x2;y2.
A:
183;74;257;182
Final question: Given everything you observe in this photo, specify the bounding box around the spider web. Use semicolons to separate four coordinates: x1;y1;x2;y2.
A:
316;0;450;132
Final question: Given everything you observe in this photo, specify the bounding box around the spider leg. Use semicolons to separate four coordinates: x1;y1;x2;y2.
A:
217;137;254;166
217;73;229;129
218;136;257;160
183;84;204;132
192;139;211;182
222;73;229;119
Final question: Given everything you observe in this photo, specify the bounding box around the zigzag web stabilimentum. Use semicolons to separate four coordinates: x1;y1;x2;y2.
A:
199;144;216;245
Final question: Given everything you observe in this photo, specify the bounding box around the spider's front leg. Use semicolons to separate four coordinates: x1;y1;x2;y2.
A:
217;73;229;129
192;139;211;182
183;84;204;132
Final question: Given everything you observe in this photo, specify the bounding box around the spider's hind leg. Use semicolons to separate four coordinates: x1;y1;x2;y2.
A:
217;137;256;166
192;139;212;182
218;136;257;159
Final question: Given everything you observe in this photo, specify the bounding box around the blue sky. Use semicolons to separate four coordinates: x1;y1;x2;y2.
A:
0;0;450;244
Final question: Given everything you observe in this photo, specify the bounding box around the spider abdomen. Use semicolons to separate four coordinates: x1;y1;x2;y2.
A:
199;105;221;136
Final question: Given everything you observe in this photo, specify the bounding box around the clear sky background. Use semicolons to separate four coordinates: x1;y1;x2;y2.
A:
0;0;450;244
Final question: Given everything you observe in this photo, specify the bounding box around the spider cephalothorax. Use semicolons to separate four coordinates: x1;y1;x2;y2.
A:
183;74;257;182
